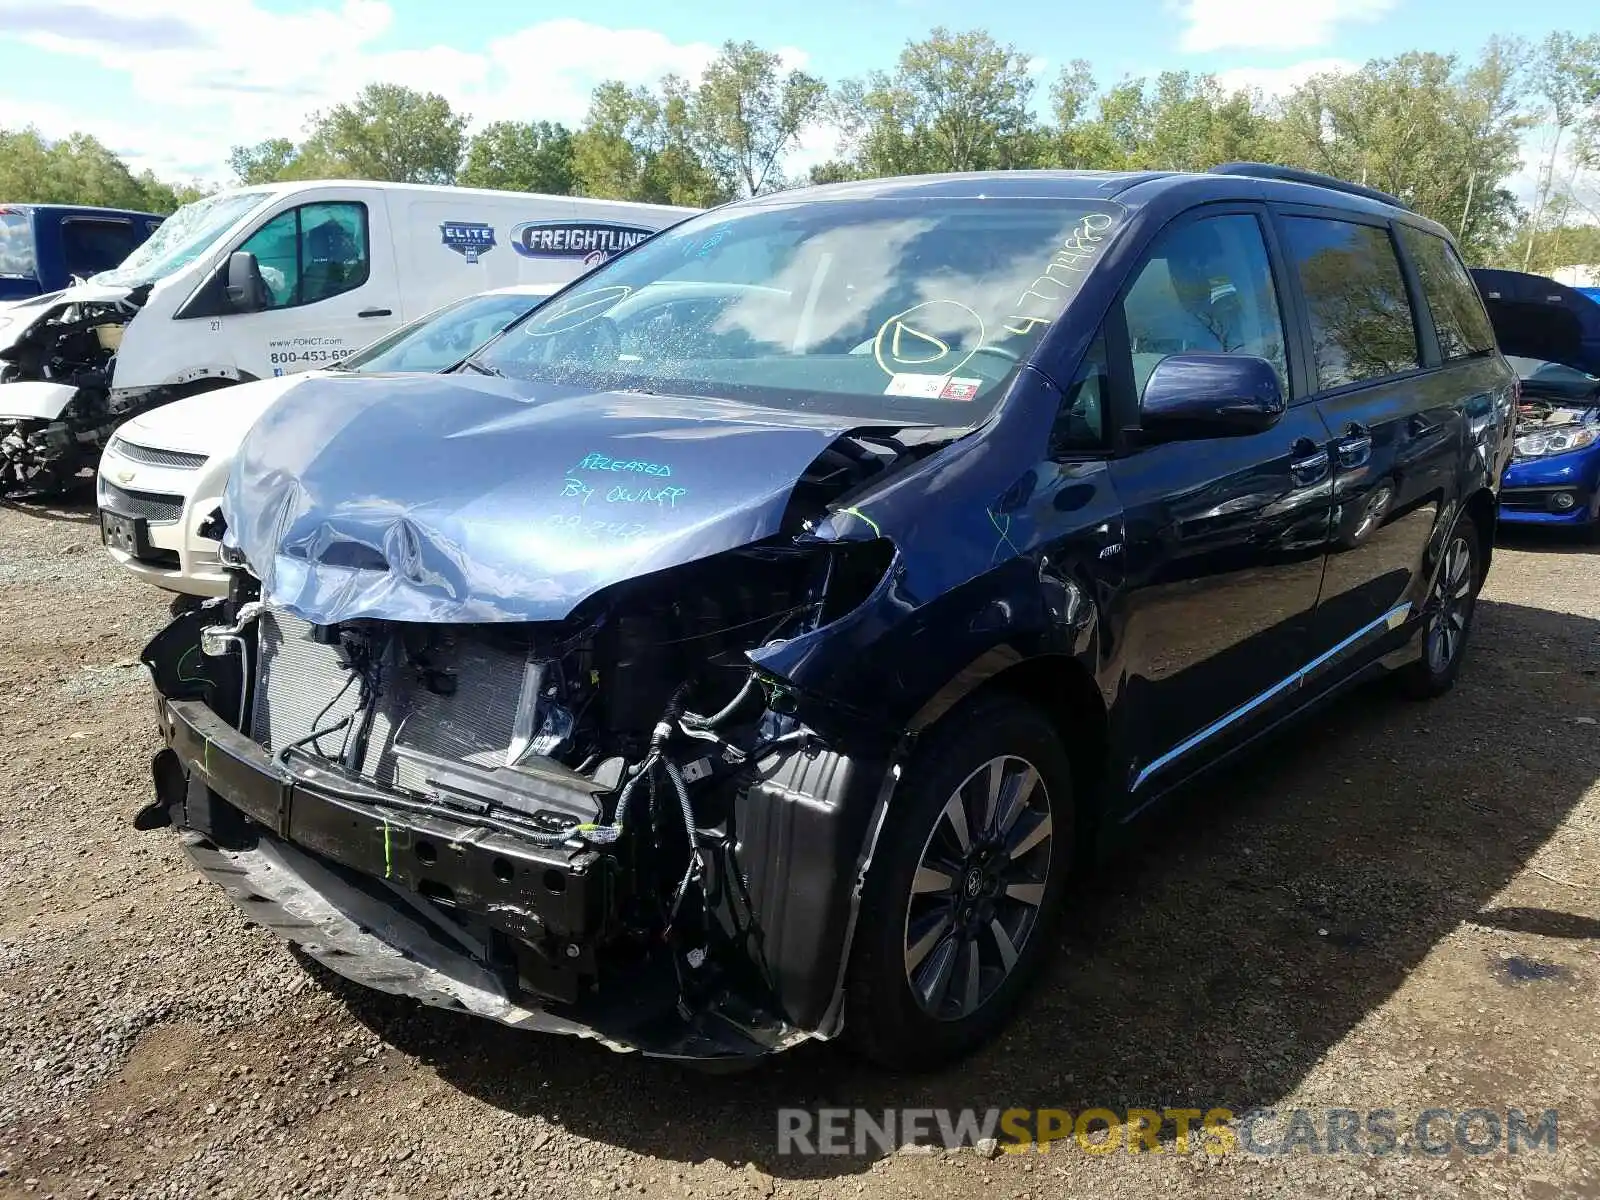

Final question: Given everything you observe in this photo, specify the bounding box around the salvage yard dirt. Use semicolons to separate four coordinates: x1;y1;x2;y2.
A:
1;497;1597;1200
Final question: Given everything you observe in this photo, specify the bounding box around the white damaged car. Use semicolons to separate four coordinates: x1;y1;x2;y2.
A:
97;282;557;599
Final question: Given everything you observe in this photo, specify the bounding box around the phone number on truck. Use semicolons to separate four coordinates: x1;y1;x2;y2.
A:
269;348;353;365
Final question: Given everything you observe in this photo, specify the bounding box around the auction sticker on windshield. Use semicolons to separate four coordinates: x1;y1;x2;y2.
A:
885;373;952;398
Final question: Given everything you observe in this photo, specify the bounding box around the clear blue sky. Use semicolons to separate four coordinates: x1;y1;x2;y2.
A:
0;0;1589;183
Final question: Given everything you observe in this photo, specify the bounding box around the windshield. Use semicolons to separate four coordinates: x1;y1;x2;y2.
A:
92;190;269;287
471;196;1126;424
339;290;553;374
0;211;34;279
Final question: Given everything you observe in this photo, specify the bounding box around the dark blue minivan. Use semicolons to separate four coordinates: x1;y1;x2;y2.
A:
140;164;1523;1070
0;204;164;301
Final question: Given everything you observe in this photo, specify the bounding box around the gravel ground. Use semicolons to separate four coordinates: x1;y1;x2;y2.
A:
1;497;1597;1200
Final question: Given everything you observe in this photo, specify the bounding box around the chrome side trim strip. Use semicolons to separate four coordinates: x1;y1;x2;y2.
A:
1128;601;1413;797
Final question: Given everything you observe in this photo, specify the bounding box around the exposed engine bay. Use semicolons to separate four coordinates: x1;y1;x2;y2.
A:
138;425;937;1059
0;286;147;494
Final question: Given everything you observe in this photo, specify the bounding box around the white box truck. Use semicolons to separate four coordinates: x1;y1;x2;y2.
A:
0;180;699;493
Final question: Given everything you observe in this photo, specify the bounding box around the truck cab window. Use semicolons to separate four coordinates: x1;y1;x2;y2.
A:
61;219;140;278
1122;214;1288;402
238;202;369;309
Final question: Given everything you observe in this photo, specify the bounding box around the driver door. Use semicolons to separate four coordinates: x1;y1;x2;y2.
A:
1104;207;1336;803
217;188;400;379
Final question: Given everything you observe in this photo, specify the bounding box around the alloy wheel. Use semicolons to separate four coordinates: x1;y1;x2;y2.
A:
1425;534;1474;674
902;755;1053;1021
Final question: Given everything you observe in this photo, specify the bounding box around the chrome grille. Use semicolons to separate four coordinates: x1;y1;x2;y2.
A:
99;480;182;524
251;611;536;790
111;439;208;470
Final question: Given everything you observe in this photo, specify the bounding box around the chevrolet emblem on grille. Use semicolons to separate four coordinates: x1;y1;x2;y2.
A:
115;469;135;485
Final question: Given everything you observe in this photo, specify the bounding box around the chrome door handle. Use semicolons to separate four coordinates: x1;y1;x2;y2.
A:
1335;434;1372;468
1290;443;1330;484
1335;421;1372;468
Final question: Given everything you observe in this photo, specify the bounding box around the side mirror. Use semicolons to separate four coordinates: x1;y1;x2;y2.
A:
1139;353;1285;442
224;250;266;312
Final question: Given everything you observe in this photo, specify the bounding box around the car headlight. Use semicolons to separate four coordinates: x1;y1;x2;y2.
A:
1514;426;1599;459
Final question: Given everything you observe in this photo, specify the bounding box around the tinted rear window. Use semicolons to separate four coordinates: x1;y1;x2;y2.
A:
1281;216;1420;391
1398;226;1495;360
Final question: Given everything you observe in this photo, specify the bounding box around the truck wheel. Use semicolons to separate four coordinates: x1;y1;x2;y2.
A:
1397;515;1481;700
844;694;1074;1071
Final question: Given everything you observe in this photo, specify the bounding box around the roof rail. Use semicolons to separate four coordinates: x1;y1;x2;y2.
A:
1207;162;1409;211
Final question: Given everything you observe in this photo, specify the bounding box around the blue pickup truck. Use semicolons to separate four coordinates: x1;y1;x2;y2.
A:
0;204;164;302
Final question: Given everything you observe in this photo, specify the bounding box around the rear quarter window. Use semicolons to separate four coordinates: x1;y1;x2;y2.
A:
1397;226;1496;360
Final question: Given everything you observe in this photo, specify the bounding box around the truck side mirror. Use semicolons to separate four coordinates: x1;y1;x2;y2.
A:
225;251;267;312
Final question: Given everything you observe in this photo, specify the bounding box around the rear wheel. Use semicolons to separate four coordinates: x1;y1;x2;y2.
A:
1397;516;1480;699
844;695;1074;1070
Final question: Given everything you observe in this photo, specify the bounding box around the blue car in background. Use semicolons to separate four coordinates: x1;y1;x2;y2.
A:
0;204;164;302
1473;268;1600;535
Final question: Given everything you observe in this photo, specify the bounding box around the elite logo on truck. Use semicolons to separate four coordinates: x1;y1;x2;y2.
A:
440;221;497;264
510;220;654;264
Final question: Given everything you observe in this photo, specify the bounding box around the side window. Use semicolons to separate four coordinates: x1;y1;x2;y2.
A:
1121;214;1288;402
237;202;369;310
1281;217;1420;390
1397;226;1495;360
60;219;140;277
1052;332;1109;453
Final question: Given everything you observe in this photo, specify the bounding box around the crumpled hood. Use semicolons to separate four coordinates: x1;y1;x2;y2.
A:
225;373;859;625
120;371;331;457
0;282;134;355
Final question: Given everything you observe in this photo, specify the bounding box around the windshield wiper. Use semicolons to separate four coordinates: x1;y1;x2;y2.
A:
459;356;504;378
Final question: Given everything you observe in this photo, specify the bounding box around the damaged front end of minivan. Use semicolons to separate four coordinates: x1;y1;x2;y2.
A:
0;283;149;494
134;373;962;1060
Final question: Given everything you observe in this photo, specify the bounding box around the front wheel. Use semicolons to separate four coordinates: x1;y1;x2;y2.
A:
1397;516;1480;699
843;695;1074;1070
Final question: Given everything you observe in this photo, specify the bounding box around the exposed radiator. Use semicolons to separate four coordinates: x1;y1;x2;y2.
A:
251;611;543;790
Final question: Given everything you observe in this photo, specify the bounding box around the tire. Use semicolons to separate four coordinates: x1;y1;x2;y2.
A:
843;694;1074;1071
1396;514;1481;700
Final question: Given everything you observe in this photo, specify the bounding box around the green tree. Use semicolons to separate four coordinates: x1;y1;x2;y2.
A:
835;28;1041;175
806;159;866;185
1271;48;1530;263
459;121;575;194
692;40;826;195
1519;212;1600;272
300;84;467;184
1521;34;1600;266
0;127;204;213
228;138;298;186
571;79;729;206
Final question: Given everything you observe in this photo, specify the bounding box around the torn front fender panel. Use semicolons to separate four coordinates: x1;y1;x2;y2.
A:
0;381;80;420
222;372;883;625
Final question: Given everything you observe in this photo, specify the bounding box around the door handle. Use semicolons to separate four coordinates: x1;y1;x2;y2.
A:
358;307;392;318
1335;421;1372;468
1408;413;1438;438
1290;437;1330;485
